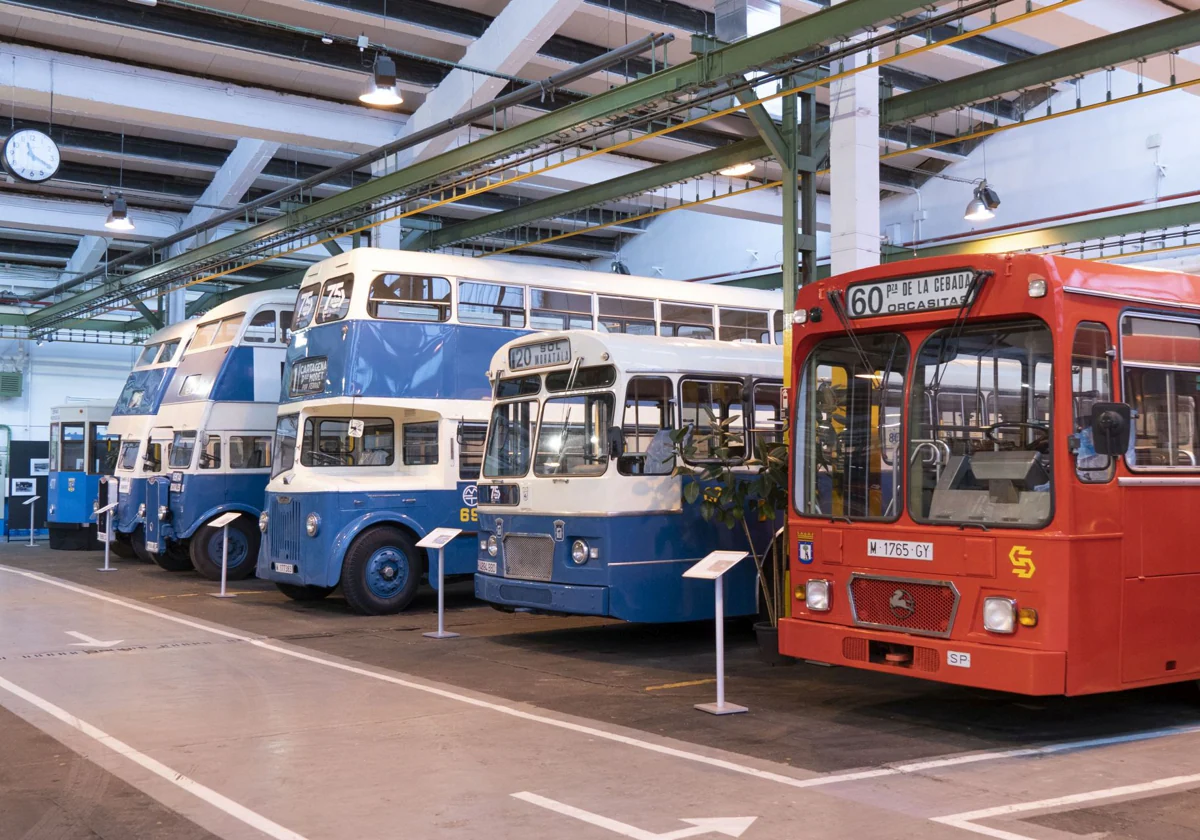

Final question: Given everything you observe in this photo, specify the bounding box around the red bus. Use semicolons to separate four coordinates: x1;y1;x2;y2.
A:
781;252;1200;695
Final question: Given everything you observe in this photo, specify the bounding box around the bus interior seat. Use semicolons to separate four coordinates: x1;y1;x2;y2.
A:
360;449;390;466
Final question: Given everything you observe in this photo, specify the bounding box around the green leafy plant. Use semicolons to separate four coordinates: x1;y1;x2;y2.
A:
670;407;789;626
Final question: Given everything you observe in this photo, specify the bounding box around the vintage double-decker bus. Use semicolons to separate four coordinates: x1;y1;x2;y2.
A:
782;253;1200;695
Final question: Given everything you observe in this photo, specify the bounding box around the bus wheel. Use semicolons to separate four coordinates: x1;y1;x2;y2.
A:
276;583;335;602
110;535;137;560
342;527;422;615
152;540;193;573
190;516;260;582
131;527;155;564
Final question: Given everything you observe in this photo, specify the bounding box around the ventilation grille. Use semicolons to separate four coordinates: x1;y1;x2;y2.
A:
849;575;959;638
0;371;22;398
502;534;555;582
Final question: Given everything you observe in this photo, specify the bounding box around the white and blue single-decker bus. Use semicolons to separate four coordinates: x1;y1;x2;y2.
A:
47;402;118;550
258;248;782;615
475;331;784;623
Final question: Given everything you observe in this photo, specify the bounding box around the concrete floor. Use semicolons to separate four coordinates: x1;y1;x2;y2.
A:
2;545;1199;840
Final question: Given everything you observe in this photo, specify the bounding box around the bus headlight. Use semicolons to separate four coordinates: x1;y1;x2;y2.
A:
49;505;56;516
571;539;589;565
258;511;269;533
158;505;169;521
305;513;320;537
983;597;1017;634
137;503;146;519
805;579;831;611
487;535;498;557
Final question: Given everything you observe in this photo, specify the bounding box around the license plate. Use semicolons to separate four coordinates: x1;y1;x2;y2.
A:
508;338;570;370
119;478;131;493
273;562;296;574
847;270;974;318
170;483;182;493
947;651;971;669
867;539;933;561
477;559;497;574
145;541;159;553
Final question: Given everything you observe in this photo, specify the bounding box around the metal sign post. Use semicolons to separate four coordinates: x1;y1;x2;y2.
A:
683;550;750;715
95;501;119;572
208;511;243;599
23;496;40;547
418;527;463;639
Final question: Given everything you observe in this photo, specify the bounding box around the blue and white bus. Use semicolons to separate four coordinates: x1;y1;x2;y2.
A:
140;290;294;578
108;319;198;560
47;402;118;550
474;331;783;623
258;248;782;614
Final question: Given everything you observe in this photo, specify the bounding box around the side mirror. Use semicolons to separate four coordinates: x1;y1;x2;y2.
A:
1090;402;1132;456
607;427;625;460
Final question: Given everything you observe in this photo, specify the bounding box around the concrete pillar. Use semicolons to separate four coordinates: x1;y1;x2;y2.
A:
829;0;880;275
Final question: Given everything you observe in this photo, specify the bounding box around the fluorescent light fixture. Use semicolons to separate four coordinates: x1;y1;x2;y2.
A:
718;162;755;177
359;55;403;107
105;195;135;232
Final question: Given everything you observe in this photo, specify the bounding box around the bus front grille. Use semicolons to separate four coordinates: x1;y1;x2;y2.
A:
268;497;302;563
848;574;959;638
502;534;555;582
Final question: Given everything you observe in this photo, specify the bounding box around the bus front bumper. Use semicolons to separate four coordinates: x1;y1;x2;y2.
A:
475;573;608;616
778;618;1067;696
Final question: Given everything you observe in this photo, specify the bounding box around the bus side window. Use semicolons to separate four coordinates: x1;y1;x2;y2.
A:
457;422;488;480
661;303;714;340
370;274;451;322
530;289;593;331
599;296;655;335
61;423;86;472
403;422;439;466
200;435;222;470
244;309;277;343
619;377;675;476
1122;314;1200;469
1072;322;1115;482
229;436;272;470
91;423;120;475
751;383;784;448
680;379;745;463
718;308;770;343
459;281;526;328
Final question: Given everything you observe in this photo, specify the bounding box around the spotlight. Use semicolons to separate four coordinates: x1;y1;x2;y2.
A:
964;180;1001;222
359;54;403;107
105;195;135;231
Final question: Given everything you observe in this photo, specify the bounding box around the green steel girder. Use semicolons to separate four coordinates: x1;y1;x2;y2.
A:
882;10;1200;124
27;0;930;331
128;296;164;330
419;138;770;250
887;201;1200;261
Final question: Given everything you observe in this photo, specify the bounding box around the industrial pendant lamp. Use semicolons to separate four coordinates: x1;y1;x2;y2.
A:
105;132;135;231
360;54;403;106
964;179;1001;222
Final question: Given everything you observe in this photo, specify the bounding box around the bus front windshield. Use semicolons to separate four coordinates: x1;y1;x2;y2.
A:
796;333;908;520
484;400;537;478
535;393;614;476
909;320;1053;528
272;414;298;478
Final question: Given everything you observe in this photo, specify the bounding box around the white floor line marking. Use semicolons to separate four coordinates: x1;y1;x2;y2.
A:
932;772;1200;840
0;673;309;840
5;565;1200;795
512;792;757;839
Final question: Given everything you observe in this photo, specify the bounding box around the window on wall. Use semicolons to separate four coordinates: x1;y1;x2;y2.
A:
619;376;675;476
316;275;353;324
719;308;771;343
200;435;221;470
403;422;439;465
244;309;278;343
599;296;655;335
660;303;714;339
529;288;592;331
680;380;745;462
457;422;488;480
1072;322;1114;482
61;423;86;472
1123;314;1200;470
229;436;273;470
458;280;525;328
370;274;451;322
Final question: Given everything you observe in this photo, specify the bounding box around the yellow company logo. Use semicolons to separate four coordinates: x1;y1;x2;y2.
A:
1009;545;1036;579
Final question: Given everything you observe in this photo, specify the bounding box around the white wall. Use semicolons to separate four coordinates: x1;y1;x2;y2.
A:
0;340;138;440
881;70;1200;244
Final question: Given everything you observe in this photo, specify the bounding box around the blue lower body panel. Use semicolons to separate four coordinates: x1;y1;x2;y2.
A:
475;574;609;615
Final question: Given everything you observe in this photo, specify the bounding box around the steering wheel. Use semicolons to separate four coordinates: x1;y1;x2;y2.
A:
984;421;1050;450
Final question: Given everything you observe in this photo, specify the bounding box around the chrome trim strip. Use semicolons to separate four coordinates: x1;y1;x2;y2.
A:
1118;476;1200;485
608;557;698;566
847;572;960;640
1064;285;1200;312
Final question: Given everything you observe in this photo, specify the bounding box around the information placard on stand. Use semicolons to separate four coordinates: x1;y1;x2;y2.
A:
95;501;119;572
22;496;40;547
683;550;750;715
418;527;463;639
208;511;243;599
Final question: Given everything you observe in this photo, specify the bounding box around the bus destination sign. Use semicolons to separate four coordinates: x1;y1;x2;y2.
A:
847;270;974;318
289;356;328;397
509;338;570;371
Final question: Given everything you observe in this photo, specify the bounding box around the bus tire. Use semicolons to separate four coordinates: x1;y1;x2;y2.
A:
190;516;260;581
341;526;423;616
111;535;137;560
276;583;335;602
131;527;155;564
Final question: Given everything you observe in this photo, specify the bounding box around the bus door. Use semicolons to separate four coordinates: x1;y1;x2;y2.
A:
1107;314;1200;683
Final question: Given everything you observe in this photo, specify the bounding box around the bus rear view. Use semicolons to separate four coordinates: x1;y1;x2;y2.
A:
782;253;1200;696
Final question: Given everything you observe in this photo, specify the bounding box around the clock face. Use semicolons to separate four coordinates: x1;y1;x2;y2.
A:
3;129;60;183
